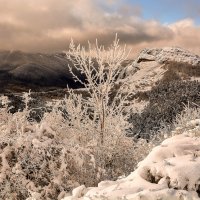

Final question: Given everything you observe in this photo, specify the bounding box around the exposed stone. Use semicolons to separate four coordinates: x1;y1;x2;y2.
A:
135;47;200;66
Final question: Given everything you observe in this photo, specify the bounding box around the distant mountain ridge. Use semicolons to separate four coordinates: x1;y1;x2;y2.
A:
0;50;84;92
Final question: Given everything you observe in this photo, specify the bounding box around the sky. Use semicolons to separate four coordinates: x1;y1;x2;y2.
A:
0;0;200;57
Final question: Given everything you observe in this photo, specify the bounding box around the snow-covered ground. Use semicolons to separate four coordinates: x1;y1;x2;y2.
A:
125;61;166;93
63;119;200;200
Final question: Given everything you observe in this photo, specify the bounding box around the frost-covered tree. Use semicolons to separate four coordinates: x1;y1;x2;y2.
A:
66;35;132;145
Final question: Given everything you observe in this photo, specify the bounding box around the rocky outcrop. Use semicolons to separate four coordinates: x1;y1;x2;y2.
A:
120;47;200;93
135;47;200;66
121;47;200;79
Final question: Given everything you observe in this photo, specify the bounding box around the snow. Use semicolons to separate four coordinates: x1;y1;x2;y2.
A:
72;185;86;198
62;120;200;200
190;77;200;82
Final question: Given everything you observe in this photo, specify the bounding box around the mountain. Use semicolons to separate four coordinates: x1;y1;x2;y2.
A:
0;50;84;93
122;47;200;137
0;47;199;93
0;50;132;93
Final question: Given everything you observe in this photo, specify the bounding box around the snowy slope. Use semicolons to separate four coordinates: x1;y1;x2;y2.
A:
124;60;166;93
63;119;200;200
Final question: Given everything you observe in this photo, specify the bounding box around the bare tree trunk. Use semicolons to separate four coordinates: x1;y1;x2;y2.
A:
100;99;105;145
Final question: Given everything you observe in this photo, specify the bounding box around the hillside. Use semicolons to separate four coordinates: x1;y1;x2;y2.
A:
0;50;83;93
121;47;200;93
0;50;132;93
0;47;199;94
123;47;200;137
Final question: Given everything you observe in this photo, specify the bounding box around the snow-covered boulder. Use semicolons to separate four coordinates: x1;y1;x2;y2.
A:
63;120;200;200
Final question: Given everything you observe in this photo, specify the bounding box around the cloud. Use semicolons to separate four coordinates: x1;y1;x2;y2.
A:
167;19;200;54
0;0;200;57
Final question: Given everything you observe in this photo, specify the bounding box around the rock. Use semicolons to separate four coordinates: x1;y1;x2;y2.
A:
72;185;86;198
122;47;200;79
119;47;200;95
134;47;200;66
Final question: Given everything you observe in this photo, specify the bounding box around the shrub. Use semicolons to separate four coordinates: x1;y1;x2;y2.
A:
173;105;200;135
130;80;200;138
0;91;150;200
163;61;200;80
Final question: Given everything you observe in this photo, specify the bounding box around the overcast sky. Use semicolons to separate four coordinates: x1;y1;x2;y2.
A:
0;0;200;57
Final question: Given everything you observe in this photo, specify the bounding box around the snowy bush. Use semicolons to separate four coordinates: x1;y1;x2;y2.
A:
172;106;200;136
130;80;200;138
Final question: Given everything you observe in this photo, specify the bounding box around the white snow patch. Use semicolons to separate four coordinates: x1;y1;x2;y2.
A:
190;77;200;82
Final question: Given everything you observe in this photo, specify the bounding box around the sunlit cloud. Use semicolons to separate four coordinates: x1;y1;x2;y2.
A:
0;0;200;57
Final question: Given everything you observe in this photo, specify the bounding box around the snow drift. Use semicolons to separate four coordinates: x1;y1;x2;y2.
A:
63;119;200;200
